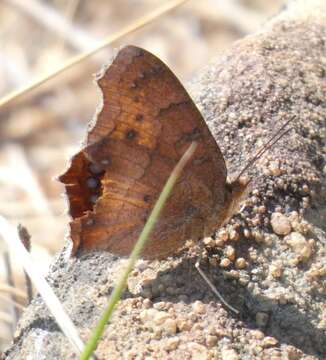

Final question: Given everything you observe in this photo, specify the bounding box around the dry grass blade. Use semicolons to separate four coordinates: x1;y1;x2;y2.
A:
5;0;94;51
0;0;188;109
0;215;86;356
0;284;26;300
0;293;25;311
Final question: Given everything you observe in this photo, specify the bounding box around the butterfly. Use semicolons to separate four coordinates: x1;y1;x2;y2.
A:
59;46;289;259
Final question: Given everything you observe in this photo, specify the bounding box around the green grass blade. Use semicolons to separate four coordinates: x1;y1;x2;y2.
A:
80;141;197;360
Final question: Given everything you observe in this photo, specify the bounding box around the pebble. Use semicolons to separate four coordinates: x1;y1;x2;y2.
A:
243;228;251;238
203;237;215;247
225;245;236;261
220;258;231;268
251;329;265;340
218;229;229;242
269;160;282;176
177;320;192;332
143;298;152;309
164;337;180;351
286;232;312;262
162;318;177;335
221;348;240;360
262;336;278;348
235;258;247;269
269;263;283;278
229;229;240;241
154;311;171;325
271;212;291;235
187;342;208;359
206;335;218;348
192;300;206;314
139;308;158;322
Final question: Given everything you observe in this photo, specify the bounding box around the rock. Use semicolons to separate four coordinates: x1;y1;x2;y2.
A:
271;212;291;235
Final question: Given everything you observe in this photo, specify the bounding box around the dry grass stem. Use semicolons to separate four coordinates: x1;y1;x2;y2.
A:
0;0;188;109
0;284;27;300
0;215;86;356
0;293;25;311
5;0;94;51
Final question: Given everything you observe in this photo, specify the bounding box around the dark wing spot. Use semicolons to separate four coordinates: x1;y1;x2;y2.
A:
135;114;144;122
185;206;199;217
126;129;137;140
86;177;99;189
89;163;104;175
143;194;151;203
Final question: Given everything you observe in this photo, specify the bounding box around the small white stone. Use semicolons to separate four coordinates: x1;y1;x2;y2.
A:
162;318;177;335
235;258;247;269
192;300;206;315
271;212;291;235
154;311;171;325
139;308;158;323
269;263;283;278
286;232;312;262
262;336;278;347
164;337;180;351
187;342;208;360
269;160;282;176
203;237;215;247
221;348;240;360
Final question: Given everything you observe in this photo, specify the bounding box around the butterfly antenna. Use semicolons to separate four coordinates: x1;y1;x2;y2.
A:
234;117;294;183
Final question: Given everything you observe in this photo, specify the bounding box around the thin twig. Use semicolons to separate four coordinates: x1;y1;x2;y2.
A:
0;0;188;109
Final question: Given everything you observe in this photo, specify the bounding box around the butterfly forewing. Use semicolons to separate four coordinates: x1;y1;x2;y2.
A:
60;46;228;258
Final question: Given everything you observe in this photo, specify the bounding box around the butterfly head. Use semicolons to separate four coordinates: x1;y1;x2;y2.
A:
222;176;250;226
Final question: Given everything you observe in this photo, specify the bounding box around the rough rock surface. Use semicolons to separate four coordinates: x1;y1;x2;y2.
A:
5;2;326;359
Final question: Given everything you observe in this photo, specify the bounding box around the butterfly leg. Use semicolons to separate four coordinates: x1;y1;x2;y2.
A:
195;256;239;315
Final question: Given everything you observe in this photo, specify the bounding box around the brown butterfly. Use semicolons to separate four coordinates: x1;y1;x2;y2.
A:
59;46;288;259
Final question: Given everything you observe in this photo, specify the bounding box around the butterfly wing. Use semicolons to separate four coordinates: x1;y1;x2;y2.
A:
59;46;228;258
